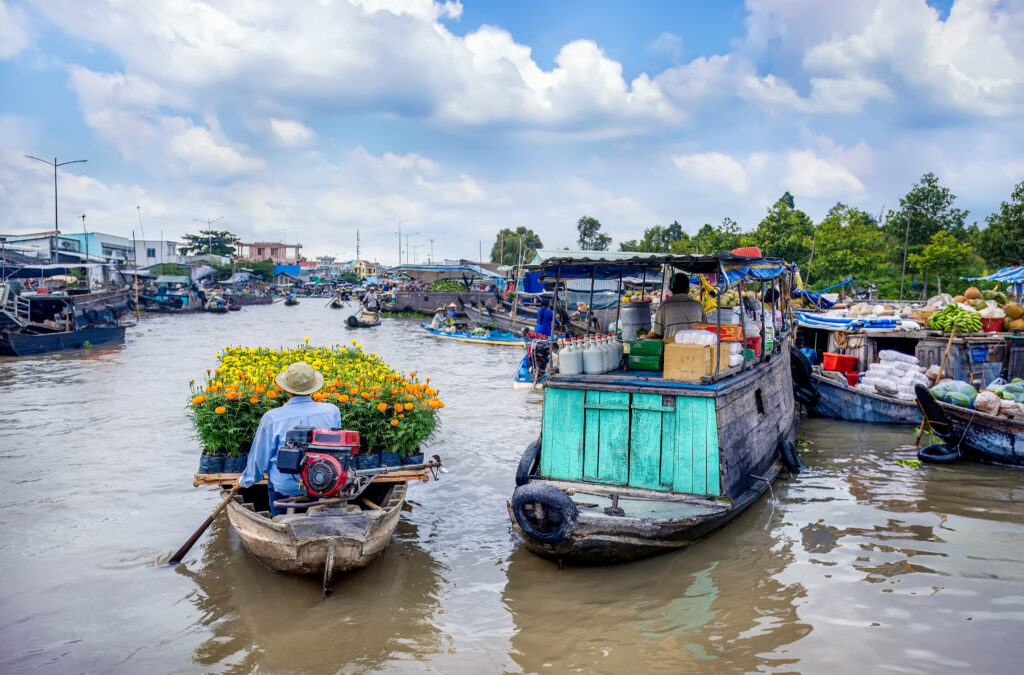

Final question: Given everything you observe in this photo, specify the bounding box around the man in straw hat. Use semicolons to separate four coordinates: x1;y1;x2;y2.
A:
429;305;446;328
236;362;341;516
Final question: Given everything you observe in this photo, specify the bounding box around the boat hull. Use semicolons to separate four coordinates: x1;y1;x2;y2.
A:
0;325;126;356
421;322;527;346
224;483;406;576
229;295;273;306
810;372;921;425
936;402;1024;466
508;465;781;564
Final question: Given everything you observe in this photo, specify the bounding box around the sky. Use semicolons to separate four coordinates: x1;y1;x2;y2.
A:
0;0;1022;265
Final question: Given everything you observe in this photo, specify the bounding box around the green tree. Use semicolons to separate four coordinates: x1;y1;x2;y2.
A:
807;204;886;287
179;229;242;257
885;172;968;265
248;258;276;281
576;216;611;251
908;230;973;294
749;195;815;265
976;180;1024;268
684;218;744;254
619;222;688;252
490;226;543;266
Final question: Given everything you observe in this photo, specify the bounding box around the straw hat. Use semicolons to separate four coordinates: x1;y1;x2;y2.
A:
436;306;445;312
448;302;457;308
274;362;324;396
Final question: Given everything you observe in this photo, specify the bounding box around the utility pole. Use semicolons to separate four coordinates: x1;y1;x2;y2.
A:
25;155;87;262
899;209;912;301
385;217;414;265
403;231;419;266
356;230;360;262
80;213;87;259
430;238;434;263
193;216;224;265
136;206;147;268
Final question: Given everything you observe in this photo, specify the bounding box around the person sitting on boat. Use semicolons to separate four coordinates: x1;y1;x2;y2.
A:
235;362;341;517
646;273;706;340
445;302;458;323
362;288;380;312
523;298;555;339
429;306;446;328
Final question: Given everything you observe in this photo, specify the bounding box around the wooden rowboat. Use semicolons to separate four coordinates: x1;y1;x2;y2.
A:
421;322;528;346
809;371;921;425
916;384;1024;466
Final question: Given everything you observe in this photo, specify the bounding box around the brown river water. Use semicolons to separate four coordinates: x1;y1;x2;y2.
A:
2;301;1023;673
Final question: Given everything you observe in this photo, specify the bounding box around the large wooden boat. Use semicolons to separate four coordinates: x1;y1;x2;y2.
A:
0;286;133;356
507;253;800;564
227;293;273;306
810;371;921;425
916;384;1023;466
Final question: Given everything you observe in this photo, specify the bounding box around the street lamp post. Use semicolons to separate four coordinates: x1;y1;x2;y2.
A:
193;216;224;265
24;155;87;261
385;217;414;265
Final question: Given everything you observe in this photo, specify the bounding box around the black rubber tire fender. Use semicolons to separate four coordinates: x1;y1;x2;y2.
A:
790;346;813;386
346;315;359;328
779;439;804;474
918;443;959;464
510;482;577;544
515;441;541;487
794;383;820;407
84;309;100;324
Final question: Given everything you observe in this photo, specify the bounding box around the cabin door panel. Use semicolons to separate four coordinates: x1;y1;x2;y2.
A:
583;390;629;484
672;397;719;495
629;393;672;491
540;388;585;481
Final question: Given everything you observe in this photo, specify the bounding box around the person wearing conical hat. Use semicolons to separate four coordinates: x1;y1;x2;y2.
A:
236;362;340;516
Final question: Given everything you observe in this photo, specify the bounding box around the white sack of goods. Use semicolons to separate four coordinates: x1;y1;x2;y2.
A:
979;301;1006;319
973;391;1002;415
926;364;942;381
674;330;718;345
999;400;1024;419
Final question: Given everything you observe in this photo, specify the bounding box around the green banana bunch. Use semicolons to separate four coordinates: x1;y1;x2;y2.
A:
928;303;982;333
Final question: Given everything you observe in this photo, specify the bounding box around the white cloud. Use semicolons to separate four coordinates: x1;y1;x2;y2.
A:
0;1;31;59
671;152;749;194
269;118;315;146
781;149;865;198
648;32;683;62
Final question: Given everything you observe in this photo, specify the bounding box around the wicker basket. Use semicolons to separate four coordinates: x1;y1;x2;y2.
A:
911;309;935;324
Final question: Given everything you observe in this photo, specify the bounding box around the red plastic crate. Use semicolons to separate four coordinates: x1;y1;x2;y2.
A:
822;352;857;371
696;323;743;342
981;317;1003;333
745;335;762;356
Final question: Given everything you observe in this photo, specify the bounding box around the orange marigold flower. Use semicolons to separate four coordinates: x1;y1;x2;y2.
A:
394;403;404;412
349;388;359;395
192;395;207;405
425;387;436;396
398;414;405;418
226;392;238;401
249;396;259;404
254;385;266;393
267;391;279;399
215;406;227;414
390;419;399;426
408;372;416;378
361;392;372;399
376;402;387;411
339;395;349;403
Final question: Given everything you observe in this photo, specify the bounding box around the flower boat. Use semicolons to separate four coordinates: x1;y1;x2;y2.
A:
421;322;528;346
188;343;446;590
507;252;801;564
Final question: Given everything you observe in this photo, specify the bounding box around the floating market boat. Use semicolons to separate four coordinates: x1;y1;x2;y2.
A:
809;370;921;425
513;340;553;390
0;285;135;356
347;309;381;327
915;384;1023;466
329;297;347;309
421;322;528;346
507;252;801;564
284;296;300;306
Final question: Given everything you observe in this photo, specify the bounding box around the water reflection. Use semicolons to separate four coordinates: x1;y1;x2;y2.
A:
179;515;449;673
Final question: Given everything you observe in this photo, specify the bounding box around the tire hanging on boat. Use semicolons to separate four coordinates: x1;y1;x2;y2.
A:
347;315;359;328
510;482;577;544
918;443;960;464
790;346;813;386
794;383;820;407
779;439;804;474
515;440;541;487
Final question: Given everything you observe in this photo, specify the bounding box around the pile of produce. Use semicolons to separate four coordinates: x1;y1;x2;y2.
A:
1005;301;1024;331
935;378;1024;419
927;303;982;333
621;291;653;303
189;341;444;457
427;279;466;292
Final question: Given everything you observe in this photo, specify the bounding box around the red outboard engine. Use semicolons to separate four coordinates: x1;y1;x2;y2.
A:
279;427;361;497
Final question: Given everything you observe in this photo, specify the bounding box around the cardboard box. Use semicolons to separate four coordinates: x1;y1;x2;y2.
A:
663;343;730;381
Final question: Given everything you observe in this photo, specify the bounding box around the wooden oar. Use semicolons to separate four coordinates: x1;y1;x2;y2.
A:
168;485;239;564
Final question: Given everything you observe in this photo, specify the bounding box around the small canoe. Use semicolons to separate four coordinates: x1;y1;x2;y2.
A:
810;371;921;425
421;323;528;346
284;298;300;306
916;384;1024;466
223;481;406;590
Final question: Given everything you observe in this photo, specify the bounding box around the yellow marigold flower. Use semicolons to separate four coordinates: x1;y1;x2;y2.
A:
192;395;206;405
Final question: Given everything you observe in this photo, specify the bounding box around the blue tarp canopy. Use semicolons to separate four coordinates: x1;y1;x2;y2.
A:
536;253;789;287
963;265;1024;283
794;289;836;309
795;311;902;332
384;263;500;279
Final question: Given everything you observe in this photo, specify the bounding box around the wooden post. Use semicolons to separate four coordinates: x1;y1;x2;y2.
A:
933;324;958;385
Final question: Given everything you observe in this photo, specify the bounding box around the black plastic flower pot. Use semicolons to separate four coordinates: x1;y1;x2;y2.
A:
355;454;381;470
223;455;248;473
379;451;402;468
401;452;425;466
198;454;225;474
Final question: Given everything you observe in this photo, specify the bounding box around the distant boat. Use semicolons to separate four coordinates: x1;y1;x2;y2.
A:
0;286;134;356
348;309;380;327
809;371;921;425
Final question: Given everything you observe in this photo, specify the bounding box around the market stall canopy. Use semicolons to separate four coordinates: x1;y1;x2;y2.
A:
191;266;216;281
384;263;501;281
963;265;1024;283
44;274;76;283
535;252;789;286
224;272;252;284
1;262;104;280
155;275;190;285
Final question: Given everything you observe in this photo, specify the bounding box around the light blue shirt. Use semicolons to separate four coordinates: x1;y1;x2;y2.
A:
239;395;342;495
